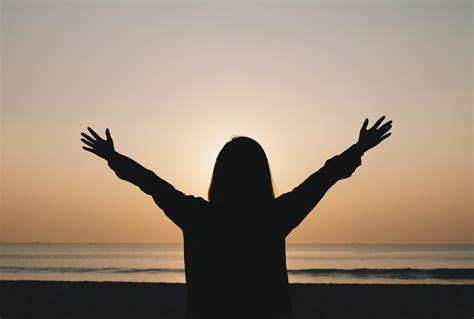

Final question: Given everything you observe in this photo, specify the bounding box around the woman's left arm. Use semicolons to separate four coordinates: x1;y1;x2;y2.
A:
106;151;210;229
81;127;209;229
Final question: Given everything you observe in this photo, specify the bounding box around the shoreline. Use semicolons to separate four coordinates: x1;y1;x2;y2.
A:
1;280;473;318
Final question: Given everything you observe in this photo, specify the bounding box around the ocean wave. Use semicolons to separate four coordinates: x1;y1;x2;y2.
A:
0;254;164;260
1;266;473;280
288;268;474;280
0;266;182;274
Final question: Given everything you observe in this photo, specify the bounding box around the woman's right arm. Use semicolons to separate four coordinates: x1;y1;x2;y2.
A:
274;143;364;236
274;116;392;236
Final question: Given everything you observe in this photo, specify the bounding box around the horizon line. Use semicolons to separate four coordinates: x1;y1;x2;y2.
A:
1;241;472;245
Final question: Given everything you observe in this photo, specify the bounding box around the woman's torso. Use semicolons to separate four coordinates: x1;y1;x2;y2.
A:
182;204;292;319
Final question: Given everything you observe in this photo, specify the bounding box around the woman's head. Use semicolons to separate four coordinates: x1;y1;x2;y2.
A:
208;136;275;207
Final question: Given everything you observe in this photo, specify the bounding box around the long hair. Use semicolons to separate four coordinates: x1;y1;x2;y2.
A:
208;136;275;207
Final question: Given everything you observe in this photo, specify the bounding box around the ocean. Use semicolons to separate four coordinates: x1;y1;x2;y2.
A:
1;243;472;284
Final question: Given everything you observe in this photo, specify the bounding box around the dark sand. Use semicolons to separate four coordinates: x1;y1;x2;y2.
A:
1;281;472;319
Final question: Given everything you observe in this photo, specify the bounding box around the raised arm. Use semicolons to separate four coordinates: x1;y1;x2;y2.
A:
80;127;209;229
275;116;392;236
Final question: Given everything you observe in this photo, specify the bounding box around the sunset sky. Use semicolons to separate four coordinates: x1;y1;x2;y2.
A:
1;0;472;244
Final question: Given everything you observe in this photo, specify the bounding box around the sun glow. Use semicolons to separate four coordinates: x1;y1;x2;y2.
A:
2;1;471;243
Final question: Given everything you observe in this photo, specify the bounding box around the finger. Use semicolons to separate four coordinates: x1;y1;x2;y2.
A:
379;132;392;142
105;128;112;141
377;121;392;135
81;132;96;142
370;116;386;130
82;146;97;154
87;127;103;141
378;126;392;137
81;138;95;147
361;118;369;131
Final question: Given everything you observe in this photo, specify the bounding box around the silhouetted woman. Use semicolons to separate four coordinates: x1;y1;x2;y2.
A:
81;116;392;319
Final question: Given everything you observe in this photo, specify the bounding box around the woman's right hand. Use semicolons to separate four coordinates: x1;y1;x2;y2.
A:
357;116;392;153
81;127;115;160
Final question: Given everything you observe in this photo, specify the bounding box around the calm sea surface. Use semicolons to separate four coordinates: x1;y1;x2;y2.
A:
1;243;472;284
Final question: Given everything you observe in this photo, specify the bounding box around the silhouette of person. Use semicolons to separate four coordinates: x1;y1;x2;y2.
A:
81;116;392;319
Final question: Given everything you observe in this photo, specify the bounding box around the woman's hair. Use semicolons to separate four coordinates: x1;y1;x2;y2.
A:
208;136;275;207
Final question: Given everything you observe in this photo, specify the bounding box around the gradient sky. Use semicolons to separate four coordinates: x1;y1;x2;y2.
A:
1;0;472;243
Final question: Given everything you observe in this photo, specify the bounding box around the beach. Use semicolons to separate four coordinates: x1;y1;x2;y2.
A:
1;281;472;319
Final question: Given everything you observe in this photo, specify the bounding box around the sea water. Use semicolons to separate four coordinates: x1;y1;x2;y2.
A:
1;243;472;284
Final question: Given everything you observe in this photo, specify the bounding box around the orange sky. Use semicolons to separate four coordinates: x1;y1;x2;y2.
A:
1;1;472;243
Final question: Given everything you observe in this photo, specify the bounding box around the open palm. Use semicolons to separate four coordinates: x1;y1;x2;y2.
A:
81;127;115;160
357;116;392;153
